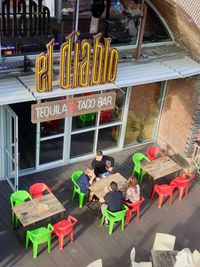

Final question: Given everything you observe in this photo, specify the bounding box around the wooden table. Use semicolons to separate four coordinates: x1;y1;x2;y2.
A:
141;156;182;180
12;193;65;227
89;172;128;199
151;250;177;267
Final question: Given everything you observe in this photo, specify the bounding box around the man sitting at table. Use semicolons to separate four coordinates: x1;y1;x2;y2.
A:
100;181;123;224
91;151;114;178
77;168;96;200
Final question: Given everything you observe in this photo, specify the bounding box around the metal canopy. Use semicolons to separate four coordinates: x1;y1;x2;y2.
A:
0;78;35;106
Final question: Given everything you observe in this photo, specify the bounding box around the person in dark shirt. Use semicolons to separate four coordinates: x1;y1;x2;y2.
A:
77;168;96;198
100;181;123;224
91;151;114;178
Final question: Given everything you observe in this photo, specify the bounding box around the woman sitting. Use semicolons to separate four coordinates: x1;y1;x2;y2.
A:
77;168;96;200
125;176;140;203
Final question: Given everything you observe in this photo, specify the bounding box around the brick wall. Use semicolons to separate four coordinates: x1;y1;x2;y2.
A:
151;0;200;60
157;77;199;161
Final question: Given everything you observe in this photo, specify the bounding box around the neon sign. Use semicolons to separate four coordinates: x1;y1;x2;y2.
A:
35;31;119;92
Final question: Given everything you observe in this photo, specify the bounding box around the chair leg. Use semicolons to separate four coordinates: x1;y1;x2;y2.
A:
158;195;164;208
79;194;85;208
48;239;51;253
26;233;29;249
108;221;114;235
151;190;155;200
59;235;64;250
178;188;184;200
33;243;38;258
185;187;189;196
100;215;105;226
121;218;125;231
72;189;76;202
126;210;131;225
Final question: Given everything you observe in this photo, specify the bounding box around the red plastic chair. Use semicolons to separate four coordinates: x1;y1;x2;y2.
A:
53;215;78;250
170;173;195;200
100;110;111;124
146;146;165;161
29;183;51;199
123;196;145;224
151;184;175;208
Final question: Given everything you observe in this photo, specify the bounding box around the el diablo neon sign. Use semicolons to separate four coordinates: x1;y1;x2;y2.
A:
35;31;119;93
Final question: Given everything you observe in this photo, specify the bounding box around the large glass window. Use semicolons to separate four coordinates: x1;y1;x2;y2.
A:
124;82;163;146
40;137;64;164
97;126;121;151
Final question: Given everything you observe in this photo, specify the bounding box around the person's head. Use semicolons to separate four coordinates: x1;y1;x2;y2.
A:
110;181;118;191
128;176;138;188
85;168;95;178
95;150;103;161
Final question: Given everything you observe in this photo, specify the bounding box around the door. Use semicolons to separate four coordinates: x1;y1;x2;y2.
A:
3;105;18;191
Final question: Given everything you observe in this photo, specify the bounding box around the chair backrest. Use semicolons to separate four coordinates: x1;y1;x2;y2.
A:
56;216;78;235
80;113;95;122
105;205;128;220
29;183;51;199
29;224;53;244
192;249;200;267
86;258;102;267
123;196;145;210
152;233;176;251
147;146;158;161
132;153;150;166
10;190;32;207
154;184;175;196
71;170;84;185
170;176;192;188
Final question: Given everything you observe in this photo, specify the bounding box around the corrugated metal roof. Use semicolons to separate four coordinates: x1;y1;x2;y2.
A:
0;78;35;106
17;53;200;99
115;55;200;87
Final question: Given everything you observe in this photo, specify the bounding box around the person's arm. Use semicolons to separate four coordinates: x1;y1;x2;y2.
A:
104;155;115;172
99;186;110;203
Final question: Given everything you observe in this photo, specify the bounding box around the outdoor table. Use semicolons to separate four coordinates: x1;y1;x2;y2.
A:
89;172;128;199
151;250;178;267
141;156;182;181
88;173;128;217
12;193;65;227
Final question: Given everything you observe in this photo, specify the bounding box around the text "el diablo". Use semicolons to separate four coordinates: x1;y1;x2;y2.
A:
35;31;119;92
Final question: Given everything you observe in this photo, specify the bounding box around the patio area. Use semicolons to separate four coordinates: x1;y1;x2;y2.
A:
0;145;200;267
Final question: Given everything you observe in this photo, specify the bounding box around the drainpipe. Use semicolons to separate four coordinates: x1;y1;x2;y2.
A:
184;75;200;157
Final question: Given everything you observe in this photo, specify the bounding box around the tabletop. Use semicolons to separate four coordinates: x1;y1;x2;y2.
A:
12;193;65;227
141;156;182;180
151;250;178;267
89;172;128;199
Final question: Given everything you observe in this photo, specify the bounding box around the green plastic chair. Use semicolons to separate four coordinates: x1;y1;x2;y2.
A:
26;224;54;258
71;170;85;208
132;152;150;184
10;190;32;228
78;113;95;127
100;205;128;235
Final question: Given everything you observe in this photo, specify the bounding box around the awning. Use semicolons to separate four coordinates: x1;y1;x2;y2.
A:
0;78;35;106
115;55;200;87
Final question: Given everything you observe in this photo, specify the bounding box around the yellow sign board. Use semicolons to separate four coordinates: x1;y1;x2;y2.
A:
35;31;119;93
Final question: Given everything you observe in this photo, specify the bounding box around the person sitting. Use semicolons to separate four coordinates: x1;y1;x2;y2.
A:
91;150;114;178
125;176;140;203
100;181;123;224
77;168;96;200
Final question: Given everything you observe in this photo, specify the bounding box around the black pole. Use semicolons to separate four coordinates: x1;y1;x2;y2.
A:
105;0;111;38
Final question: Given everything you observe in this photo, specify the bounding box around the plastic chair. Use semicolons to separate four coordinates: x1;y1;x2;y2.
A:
53;215;78;250
29;183;51;199
151;184;175;208
71;170;85;208
152;233;176;251
123;196;145;224
10;190;32;228
192;249;200;267
146;146;165;161
100;110;111;124
130;246;152;267
26;224;53;258
78;113;95;127
170;173;195;200
86;259;103;267
132;153;150;184
100;204;128;235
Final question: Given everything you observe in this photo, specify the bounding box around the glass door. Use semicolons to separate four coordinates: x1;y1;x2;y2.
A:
3;105;19;191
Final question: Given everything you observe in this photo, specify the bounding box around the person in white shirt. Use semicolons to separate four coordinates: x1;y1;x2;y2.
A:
125;176;140;203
